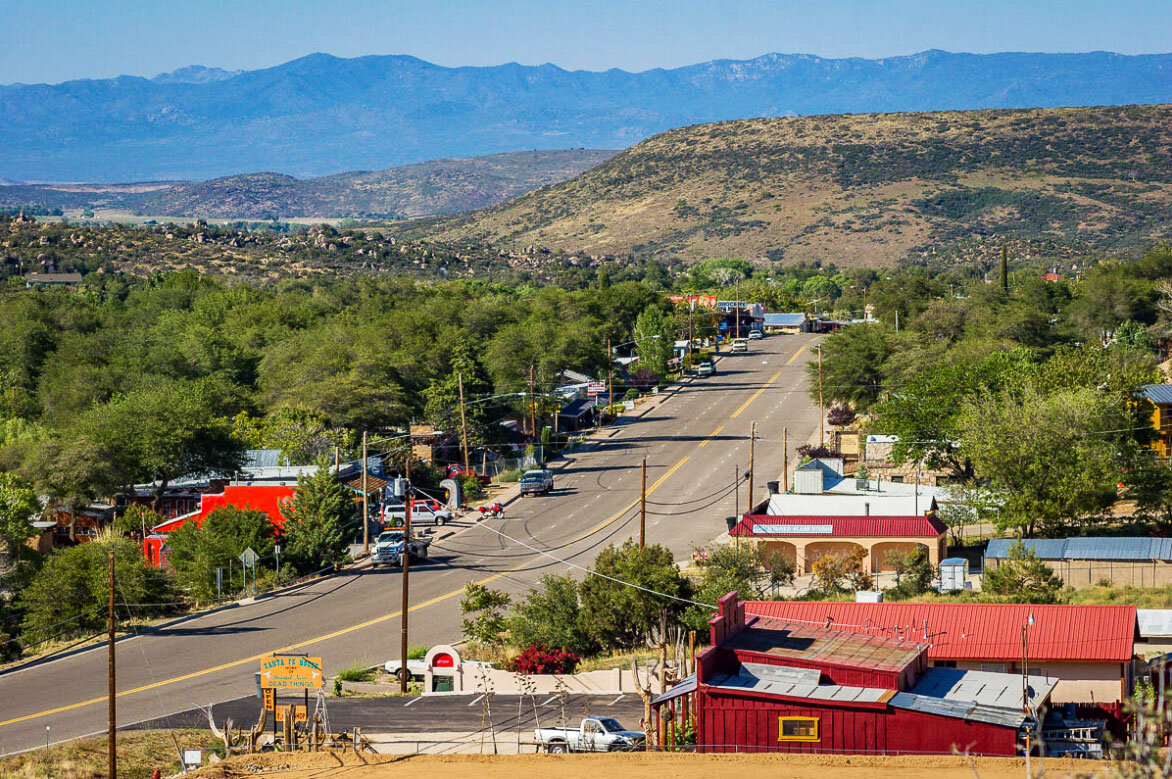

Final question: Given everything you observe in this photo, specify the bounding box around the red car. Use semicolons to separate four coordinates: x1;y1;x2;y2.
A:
447;465;492;486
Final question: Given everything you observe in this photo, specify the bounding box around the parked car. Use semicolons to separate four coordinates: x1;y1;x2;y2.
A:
519;469;554;496
381;502;452;526
748;329;763;340
383;657;428;681
696;361;715;377
370;530;430;567
731;338;749;353
534;717;645;753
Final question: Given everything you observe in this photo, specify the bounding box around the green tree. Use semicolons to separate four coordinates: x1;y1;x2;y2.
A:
0;472;39;559
507;573;594;655
807;325;896;410
958;388;1128;536
280;466;354;572
165;507;275;601
577;540;692;650
683;543;772;631
632;304;675;379
459;582;511;646
885;547;936;598
18;532;175;646
982;541;1064;603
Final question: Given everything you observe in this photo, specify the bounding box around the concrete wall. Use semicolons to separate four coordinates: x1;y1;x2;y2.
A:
985;558;1172;588
425;665;665;696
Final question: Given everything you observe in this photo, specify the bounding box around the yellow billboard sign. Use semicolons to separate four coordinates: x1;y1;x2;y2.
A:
260;656;323;689
275;704;308;723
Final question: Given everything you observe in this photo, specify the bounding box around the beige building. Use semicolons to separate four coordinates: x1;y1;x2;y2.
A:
730;513;947;574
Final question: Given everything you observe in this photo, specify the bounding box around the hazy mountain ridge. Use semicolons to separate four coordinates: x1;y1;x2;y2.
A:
0;150;617;219
2;50;1169;181
397;104;1172;268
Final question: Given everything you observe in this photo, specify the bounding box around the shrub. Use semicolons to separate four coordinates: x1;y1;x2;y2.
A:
796;443;835;460
628;368;659;393
498;468;521;483
826;403;857;427
508;644;580;675
334;662;375;683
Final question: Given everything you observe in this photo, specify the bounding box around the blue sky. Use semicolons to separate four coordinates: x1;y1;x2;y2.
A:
2;0;1169;84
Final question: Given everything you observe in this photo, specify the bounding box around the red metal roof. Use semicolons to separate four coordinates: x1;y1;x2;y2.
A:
731;514;946;538
744;601;1137;663
151;484;294;534
728;615;923;673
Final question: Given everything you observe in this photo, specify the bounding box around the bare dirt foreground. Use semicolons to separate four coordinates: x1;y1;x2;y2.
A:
191;752;1110;779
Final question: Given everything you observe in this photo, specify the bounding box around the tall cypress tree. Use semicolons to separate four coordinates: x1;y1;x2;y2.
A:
280;465;354;572
1000;245;1009;292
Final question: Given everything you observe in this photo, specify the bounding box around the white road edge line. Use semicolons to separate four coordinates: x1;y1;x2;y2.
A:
468;694;485;706
403;696;422;707
540;695;557;706
607;694;623;705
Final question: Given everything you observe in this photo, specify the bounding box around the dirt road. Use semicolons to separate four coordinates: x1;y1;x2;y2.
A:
192;751;1107;779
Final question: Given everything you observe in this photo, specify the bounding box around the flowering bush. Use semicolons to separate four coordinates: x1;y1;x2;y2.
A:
507;644;580;675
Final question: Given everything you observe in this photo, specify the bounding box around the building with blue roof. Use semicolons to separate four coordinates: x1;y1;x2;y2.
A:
762;313;809;333
1137;384;1172;457
984;537;1172;588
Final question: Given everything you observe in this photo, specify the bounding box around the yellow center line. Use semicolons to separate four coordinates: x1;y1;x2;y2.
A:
728;341;810;420
785;342;810;365
698;425;724;448
0;455;695;730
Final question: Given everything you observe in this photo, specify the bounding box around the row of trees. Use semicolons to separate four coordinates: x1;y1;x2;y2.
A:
813;247;1172;537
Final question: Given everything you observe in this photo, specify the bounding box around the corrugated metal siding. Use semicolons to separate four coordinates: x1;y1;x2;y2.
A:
1140;385;1172;404
697;688;1017;755
743;602;1136;662
733;514;947;538
986;537;1172;561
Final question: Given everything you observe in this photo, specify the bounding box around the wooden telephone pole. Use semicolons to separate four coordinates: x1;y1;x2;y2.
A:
748;421;756;510
107;548;117;779
817;345;825;446
528;365;537;438
458;372;470;474
639;458;647;547
782;427;789;493
734;280;740;340
606;338;613;426
361;430;369;556
400;489;412;694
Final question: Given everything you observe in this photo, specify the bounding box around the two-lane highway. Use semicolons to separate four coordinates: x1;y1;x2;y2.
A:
0;333;820;755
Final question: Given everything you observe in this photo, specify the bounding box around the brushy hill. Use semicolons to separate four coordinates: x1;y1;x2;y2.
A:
401;105;1172;268
0;150;616;220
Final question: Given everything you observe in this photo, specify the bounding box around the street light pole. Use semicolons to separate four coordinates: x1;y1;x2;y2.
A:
458;372;470;474
400;490;412;694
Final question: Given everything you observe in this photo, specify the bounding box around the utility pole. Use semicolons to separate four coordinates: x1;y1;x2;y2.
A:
734;466;739;518
817;346;825;447
400;489;412;694
688;301;694;364
458;372;470;474
606;338;613;426
748;422;756;510
734;280;740;340
639;458;647;548
528;364;536;438
782;427;789;493
361;430;369;556
333;445;339;472
107;548;117;779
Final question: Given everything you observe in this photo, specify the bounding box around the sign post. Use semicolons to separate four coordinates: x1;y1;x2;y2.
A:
274;544;281;577
240;547;259;596
260;655;323;749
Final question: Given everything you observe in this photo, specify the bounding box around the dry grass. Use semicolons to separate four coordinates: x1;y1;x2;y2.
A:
0;729;223;779
188;750;1112;779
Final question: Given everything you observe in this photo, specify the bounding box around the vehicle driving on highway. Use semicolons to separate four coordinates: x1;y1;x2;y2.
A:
370;530;430;567
519;469;554;496
731;337;748;353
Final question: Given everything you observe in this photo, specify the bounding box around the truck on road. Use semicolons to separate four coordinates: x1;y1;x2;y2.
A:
370;530;430;567
534;717;645;753
519;469;554;496
381;501;452;527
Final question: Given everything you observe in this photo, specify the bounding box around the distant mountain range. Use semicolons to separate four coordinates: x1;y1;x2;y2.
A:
0;150;616;219
2;50;1170;182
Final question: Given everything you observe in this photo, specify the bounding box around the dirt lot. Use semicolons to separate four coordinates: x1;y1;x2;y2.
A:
191;751;1110;779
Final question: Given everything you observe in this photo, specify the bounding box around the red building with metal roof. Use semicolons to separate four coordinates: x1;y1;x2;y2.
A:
743;601;1138;706
143;483;295;566
655;593;1066;756
730;513;948;574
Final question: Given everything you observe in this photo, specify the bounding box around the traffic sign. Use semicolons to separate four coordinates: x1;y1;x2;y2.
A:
240;547;259;566
259;655;324;689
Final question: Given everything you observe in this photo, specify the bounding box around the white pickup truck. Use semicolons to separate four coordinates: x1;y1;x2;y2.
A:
534;716;645;753
370;530;430;567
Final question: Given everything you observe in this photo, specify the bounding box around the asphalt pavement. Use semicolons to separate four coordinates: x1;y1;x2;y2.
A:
0;332;820;756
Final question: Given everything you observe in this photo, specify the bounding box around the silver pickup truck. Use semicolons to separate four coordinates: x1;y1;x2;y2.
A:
370;530;430;567
534;716;645;753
